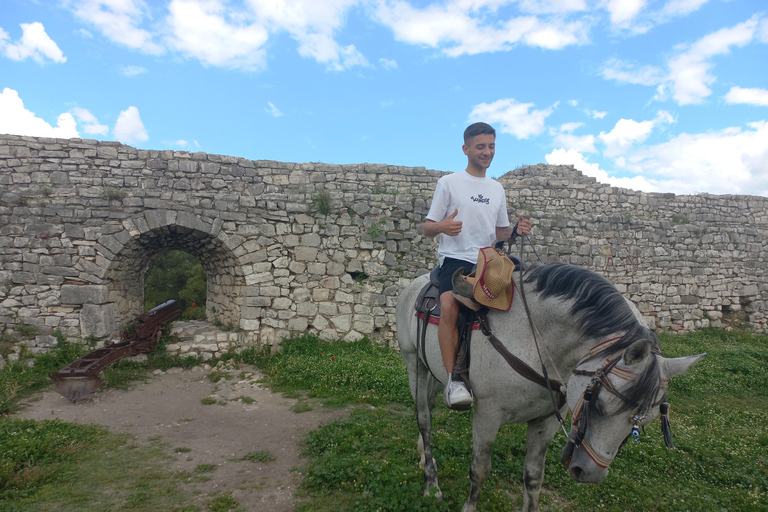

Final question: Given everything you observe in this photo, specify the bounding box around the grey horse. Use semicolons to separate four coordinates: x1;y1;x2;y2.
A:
396;262;705;512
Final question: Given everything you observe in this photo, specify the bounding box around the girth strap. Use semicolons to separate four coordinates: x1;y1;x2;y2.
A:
478;311;566;409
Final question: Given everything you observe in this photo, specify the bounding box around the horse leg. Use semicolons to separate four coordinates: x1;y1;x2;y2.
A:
462;407;502;512
415;362;442;500
522;415;561;512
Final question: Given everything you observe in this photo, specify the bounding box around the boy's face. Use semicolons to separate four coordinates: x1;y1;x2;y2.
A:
463;133;495;171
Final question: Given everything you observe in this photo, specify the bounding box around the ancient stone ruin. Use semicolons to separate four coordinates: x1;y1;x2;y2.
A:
1;134;766;362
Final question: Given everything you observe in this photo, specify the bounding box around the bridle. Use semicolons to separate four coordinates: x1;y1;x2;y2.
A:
562;342;673;469
501;232;675;471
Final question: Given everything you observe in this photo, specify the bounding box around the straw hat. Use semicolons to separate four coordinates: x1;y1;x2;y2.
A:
464;247;515;311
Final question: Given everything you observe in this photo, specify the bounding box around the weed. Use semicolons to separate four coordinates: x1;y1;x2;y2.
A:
367;224;382;238
194;464;217;474
671;213;689;225
237;396;255;404
174;447;192;453
313;187;332;216
39;185;52;197
14;321;37;339
103;186;125;201
291;401;313;413
240;451;277;463
207;492;238;512
200;397;216;405
207;370;232;383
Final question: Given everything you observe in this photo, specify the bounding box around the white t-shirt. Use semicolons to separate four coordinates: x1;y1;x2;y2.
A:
426;170;510;265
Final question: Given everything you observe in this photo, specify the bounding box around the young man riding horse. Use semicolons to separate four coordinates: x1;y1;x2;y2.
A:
422;122;532;408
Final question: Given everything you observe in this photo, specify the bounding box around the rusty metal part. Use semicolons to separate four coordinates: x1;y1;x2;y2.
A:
50;300;182;402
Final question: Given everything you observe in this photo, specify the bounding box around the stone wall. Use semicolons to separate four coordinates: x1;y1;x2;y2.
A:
1;134;766;359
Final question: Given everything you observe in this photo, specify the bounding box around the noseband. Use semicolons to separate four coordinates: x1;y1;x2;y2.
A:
562;343;674;469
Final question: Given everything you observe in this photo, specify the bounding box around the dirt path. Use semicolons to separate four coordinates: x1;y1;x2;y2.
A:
14;363;347;511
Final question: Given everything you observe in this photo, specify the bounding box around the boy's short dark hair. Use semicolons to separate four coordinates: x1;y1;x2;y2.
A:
464;122;496;142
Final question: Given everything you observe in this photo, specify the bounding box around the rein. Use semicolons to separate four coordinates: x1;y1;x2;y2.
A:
498;232;675;471
514;234;569;435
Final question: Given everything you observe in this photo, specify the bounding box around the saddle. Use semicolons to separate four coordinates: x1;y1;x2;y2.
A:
413;253;525;408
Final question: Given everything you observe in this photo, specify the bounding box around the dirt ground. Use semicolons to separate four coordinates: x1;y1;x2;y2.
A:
14;363;348;511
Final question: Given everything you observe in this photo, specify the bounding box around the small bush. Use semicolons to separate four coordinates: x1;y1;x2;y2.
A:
313;187;332;215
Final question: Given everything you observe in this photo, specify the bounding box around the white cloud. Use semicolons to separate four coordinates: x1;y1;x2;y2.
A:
725;86;768;107
0;88;78;138
469;98;556;139
516;0;587;15
601;0;647;27
121;65;148;76
375;0;588;56
665;17;760;105
599;111;674;157
114;106;148;144
247;0;368;70
71;0;164;54
265;101;283;117
379;57;398;70
166;0;269;70
71;107;109;135
546;148;659;192
601;58;664;86
555;133;597;153
0;22;66;63
613;122;768;196
656;0;710;19
591;110;607;119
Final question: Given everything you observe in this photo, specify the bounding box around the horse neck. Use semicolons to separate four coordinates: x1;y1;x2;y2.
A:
520;288;620;378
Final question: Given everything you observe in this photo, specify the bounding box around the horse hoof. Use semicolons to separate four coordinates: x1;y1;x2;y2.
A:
424;488;443;502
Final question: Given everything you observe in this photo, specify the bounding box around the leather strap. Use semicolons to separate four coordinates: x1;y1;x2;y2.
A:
478;312;566;408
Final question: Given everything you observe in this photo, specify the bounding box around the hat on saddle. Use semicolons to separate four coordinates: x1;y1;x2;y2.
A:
452;247;515;311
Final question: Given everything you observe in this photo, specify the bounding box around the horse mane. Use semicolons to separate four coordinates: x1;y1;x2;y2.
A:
523;262;662;412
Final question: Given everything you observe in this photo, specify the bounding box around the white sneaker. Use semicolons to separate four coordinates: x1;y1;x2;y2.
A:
444;374;473;408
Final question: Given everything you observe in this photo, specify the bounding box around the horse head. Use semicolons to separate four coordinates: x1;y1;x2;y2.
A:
561;336;705;483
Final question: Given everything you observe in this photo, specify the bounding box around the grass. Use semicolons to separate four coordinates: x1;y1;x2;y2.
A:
245;329;768;512
1;328;766;512
0;419;198;511
239;451;277;463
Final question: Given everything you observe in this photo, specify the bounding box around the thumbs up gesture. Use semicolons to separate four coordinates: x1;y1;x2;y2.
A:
442;208;462;236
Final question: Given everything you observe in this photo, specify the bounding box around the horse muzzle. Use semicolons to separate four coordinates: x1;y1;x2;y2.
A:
561;442;609;484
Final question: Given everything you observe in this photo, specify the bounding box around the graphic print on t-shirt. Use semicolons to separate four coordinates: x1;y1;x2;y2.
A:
471;193;490;205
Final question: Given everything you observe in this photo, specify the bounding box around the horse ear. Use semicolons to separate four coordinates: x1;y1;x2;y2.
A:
662;353;707;378
622;339;652;366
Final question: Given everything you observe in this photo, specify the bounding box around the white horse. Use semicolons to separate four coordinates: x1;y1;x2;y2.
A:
396;262;705;512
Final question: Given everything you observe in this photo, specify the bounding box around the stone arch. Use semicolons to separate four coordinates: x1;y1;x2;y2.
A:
99;210;247;335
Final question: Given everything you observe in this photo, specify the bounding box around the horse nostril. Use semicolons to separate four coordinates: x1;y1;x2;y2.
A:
570;465;585;482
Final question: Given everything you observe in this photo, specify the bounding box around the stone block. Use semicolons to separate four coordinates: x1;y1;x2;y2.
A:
61;284;109;304
80;304;116;337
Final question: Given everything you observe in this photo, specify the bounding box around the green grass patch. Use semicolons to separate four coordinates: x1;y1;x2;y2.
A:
206;491;238;511
239;451;277;463
230;333;412;407
0;420;197;511
194;464;217;474
252;328;768;512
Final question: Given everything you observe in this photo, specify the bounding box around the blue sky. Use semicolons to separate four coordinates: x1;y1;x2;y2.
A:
1;0;767;196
